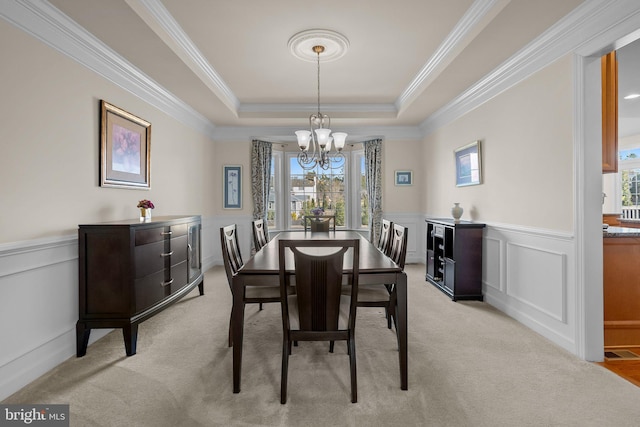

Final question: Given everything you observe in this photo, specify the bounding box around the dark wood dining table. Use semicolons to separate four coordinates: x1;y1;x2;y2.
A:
231;230;408;393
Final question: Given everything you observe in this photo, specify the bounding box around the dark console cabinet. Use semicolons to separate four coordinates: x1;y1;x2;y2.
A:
426;218;485;301
77;215;203;356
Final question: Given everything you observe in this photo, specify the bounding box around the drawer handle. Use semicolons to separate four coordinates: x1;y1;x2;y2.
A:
161;278;174;287
161;251;174;257
161;231;173;236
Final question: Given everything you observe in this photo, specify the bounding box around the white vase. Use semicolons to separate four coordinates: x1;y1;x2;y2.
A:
451;203;463;222
140;208;152;221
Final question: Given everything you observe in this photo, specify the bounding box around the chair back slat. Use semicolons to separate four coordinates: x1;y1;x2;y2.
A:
388;224;408;270
220;224;243;287
252;219;269;251
377;219;393;256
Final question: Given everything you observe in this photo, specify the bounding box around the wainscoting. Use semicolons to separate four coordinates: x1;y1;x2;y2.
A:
0;219;217;401
482;223;577;354
0;214;577;400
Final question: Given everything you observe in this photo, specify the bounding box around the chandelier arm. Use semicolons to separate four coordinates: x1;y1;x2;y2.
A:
297;150;318;171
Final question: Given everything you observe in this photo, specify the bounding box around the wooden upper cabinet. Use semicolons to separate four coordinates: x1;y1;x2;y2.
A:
602;51;618;174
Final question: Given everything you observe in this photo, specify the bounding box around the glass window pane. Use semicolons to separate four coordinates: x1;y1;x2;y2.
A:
360;156;369;228
267;159;276;228
289;156;345;229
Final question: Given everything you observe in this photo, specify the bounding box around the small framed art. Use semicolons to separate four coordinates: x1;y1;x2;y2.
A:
454;140;482;187
395;170;413;186
223;165;242;209
100;100;151;189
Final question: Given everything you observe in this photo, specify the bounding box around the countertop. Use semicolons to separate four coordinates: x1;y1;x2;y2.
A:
603;226;640;237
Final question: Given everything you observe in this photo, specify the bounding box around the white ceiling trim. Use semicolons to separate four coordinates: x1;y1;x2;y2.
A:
6;0;640;145
124;0;240;115
238;102;398;118
420;0;640;136
211;126;423;143
0;0;217;137
395;0;510;115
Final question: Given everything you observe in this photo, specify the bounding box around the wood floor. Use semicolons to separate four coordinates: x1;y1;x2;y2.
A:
597;349;640;387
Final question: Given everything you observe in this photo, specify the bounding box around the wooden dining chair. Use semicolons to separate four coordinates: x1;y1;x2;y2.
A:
278;238;360;404
303;215;336;232
354;223;408;330
252;218;269;252
220;224;280;347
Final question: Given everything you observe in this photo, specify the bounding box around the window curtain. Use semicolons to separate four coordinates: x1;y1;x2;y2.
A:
251;139;272;221
364;139;383;244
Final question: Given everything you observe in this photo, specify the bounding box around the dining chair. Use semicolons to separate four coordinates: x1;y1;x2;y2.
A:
303;215;336;232
278;238;360;404
220;224;280;347
251;218;269;252
354;222;408;330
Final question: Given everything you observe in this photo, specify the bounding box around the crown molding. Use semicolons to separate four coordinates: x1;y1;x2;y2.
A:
420;0;640;136
238;102;398;118
0;0;216;137
396;0;509;114
211;125;423;143
125;0;239;114
4;0;639;143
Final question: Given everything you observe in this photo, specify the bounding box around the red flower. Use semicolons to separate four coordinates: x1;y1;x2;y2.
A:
137;199;154;209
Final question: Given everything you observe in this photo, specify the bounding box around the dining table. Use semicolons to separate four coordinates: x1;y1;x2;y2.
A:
231;230;408;393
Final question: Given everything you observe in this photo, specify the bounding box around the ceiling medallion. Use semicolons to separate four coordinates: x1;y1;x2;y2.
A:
288;29;349;63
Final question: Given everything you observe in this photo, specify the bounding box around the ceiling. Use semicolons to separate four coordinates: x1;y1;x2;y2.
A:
47;0;588;141
617;38;640;139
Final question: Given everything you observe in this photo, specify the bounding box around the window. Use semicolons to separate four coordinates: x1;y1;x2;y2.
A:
267;148;367;231
288;154;346;229
353;151;368;229
605;149;640;219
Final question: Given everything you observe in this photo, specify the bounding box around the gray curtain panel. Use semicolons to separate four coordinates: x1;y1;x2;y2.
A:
251;140;272;221
364;139;383;244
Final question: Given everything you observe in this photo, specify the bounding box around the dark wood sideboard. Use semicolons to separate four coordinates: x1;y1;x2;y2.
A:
425;218;485;301
76;215;203;356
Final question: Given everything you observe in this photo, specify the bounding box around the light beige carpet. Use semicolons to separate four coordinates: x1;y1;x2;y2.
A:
4;264;640;426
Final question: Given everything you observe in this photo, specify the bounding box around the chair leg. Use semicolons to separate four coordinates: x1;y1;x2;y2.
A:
259;302;263;311
329;341;334;353
281;339;289;404
348;337;357;403
228;312;233;347
386;305;392;329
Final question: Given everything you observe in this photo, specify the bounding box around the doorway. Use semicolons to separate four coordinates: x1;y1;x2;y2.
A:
577;22;640;361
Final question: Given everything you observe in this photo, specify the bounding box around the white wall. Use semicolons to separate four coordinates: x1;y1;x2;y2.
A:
0;18;216;400
422;55;580;354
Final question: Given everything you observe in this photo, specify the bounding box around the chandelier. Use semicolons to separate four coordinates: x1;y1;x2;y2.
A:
295;44;347;171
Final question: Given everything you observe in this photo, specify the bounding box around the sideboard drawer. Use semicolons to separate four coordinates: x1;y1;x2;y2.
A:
135;226;168;246
135;240;166;278
171;223;188;238
170;235;188;265
170;260;189;293
134;270;170;313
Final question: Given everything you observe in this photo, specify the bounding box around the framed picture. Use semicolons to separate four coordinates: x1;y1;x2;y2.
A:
223;165;242;209
395;170;413;186
454;140;482;187
100;100;151;189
